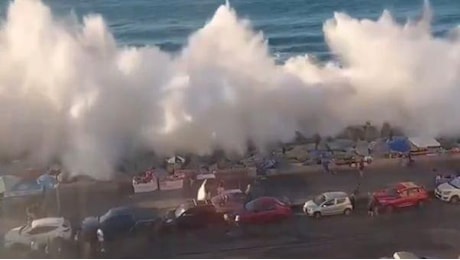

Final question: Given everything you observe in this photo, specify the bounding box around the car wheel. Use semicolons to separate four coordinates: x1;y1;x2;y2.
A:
450;195;459;204
385;205;394;214
313;212;321;218
343;208;352;216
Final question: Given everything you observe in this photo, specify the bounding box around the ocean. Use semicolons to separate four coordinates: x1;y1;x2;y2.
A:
3;0;458;61
0;0;459;176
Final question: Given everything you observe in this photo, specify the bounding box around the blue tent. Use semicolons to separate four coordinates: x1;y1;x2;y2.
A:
388;138;411;153
5;180;44;198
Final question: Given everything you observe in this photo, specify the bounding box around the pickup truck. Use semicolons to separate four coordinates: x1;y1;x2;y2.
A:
76;206;161;257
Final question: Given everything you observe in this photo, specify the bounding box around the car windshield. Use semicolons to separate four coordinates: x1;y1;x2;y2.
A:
174;203;189;218
313;195;326;205
18;224;30;234
385;188;399;197
448;177;460;189
244;199;258;211
99;210;113;223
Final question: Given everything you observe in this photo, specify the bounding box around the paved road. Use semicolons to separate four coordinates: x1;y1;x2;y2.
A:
259;159;460;205
170;200;460;258
2;158;460;258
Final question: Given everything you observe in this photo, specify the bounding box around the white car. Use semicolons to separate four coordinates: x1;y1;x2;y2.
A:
303;191;353;218
3;217;72;250
435;176;460;203
391;251;431;259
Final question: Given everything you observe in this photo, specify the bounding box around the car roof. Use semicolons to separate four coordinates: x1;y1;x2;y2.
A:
103;206;159;220
180;200;215;210
248;196;282;204
31;217;65;228
393;251;420;259
220;189;243;195
323;192;348;199
396;182;419;189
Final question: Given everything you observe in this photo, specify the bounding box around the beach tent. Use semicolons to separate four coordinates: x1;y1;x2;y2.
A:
408;137;441;149
355;140;371;156
4;179;44;198
0;175;21;195
327;139;355;151
388;138;411;153
37;174;58;189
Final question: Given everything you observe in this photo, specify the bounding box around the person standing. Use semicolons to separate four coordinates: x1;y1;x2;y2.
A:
245;184;253;203
368;141;376;155
217;181;225;195
358;158;365;178
367;194;376;217
322;155;330;174
350;185;360;210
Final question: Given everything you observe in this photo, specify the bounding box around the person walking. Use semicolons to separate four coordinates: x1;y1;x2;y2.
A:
322;153;335;174
367;195;379;217
350;185;360;210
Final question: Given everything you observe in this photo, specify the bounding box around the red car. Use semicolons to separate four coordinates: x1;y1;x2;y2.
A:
373;182;429;213
230;197;292;225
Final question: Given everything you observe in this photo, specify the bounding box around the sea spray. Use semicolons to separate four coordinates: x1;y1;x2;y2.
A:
0;0;459;179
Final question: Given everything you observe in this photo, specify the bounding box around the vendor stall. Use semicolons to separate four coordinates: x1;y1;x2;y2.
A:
408;137;441;156
132;170;158;193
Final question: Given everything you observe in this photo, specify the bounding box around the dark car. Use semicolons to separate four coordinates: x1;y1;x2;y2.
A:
161;200;227;232
226;197;292;225
77;206;161;257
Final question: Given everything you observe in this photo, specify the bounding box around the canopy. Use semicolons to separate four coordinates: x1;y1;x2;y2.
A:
388;138;411;153
327;139;355;151
166;156;185;164
408;137;441;148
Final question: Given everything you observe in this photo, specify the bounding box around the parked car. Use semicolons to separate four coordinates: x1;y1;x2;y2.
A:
161;200;226;232
303;192;353;218
226;196;292;225
435;176;460;203
434;172;459;186
391;251;432;259
3;217;72;251
77;206;161;257
210;189;247;213
373;182;429;213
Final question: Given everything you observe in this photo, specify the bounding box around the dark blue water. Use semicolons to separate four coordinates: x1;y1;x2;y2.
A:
1;0;459;60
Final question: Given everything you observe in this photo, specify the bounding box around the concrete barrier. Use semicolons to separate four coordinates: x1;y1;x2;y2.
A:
159;178;184;191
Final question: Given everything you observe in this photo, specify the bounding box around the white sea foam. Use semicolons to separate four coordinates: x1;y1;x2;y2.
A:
0;0;458;179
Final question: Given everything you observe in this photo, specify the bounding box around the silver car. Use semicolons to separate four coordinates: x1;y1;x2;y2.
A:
303;191;353;218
